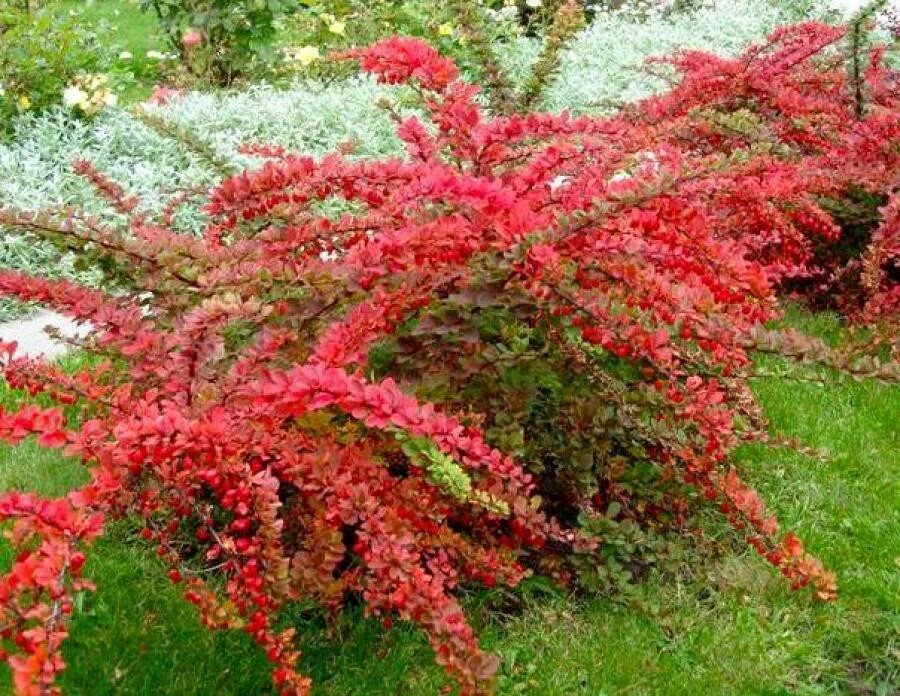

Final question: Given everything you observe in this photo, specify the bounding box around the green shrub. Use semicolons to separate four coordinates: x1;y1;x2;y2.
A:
281;0;522;82
139;0;298;85
0;5;105;130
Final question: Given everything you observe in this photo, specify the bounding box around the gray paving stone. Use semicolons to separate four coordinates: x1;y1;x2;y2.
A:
0;311;89;360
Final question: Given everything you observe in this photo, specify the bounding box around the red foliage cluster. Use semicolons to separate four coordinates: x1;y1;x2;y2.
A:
630;22;898;308
0;23;896;695
861;191;900;329
0;489;101;696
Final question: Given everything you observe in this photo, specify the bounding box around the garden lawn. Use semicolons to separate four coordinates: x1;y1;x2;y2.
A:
0;311;896;696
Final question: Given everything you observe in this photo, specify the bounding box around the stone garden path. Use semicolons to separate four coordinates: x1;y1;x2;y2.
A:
0;310;88;360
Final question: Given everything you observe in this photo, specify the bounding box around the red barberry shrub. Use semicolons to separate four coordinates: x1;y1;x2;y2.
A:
0;23;897;696
623;21;899;321
862;192;900;319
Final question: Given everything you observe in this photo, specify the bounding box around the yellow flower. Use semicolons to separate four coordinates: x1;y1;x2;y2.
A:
328;20;346;36
438;22;454;37
17;95;31;110
296;45;320;67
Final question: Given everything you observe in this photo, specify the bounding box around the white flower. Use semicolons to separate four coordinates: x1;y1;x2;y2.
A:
486;4;519;22
118;51;133;60
146;50;166;60
103;92;118;107
0;83;5;97
547;175;572;191
526;0;542;7
63;85;89;109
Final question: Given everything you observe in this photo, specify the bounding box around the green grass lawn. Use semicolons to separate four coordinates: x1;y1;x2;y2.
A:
0;312;897;695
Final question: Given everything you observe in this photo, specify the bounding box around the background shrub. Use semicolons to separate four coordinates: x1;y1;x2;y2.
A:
139;0;298;85
0;4;106;129
282;0;522;83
